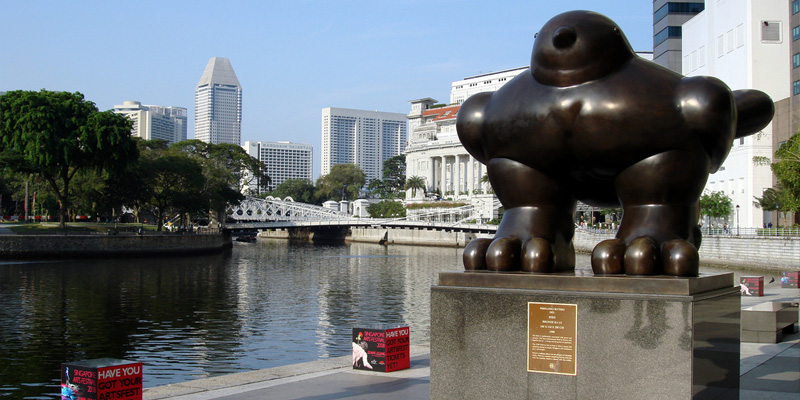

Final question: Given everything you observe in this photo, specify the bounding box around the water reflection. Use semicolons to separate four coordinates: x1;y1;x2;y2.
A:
0;241;465;398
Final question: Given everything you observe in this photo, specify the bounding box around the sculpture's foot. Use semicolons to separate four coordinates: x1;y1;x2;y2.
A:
464;235;572;273
463;208;575;273
591;237;699;277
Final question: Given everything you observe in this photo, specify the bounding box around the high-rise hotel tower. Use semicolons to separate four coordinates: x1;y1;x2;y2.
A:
195;57;242;145
321;107;407;182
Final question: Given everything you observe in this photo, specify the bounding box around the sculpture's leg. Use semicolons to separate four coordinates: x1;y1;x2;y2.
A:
592;150;708;276
463;158;576;273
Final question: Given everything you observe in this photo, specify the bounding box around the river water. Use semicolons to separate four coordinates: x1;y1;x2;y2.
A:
0;239;785;399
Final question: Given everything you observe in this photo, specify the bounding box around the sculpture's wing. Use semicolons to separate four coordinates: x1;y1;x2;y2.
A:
456;91;494;164
733;90;775;139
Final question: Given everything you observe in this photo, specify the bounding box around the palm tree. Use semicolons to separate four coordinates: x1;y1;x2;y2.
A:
480;173;492;193
405;176;426;198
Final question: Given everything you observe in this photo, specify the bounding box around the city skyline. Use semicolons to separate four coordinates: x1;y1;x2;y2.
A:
0;1;653;178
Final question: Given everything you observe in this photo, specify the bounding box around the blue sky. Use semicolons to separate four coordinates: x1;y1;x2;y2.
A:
0;1;653;178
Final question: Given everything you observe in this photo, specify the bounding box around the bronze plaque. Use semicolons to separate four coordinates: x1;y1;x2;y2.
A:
527;302;577;375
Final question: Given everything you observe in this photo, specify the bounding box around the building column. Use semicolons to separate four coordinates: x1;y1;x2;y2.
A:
428;157;435;194
454;155;461;197
441;156;448;193
467;155;475;196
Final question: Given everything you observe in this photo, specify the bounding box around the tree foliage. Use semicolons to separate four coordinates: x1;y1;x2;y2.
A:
367;200;406;218
699;190;733;220
366;155;406;199
405;176;426;198
770;134;800;215
0;90;138;227
168;140;269;223
316;163;366;201
271;179;317;204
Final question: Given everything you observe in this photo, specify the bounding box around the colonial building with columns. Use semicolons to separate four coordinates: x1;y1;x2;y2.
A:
404;99;486;200
404;68;528;201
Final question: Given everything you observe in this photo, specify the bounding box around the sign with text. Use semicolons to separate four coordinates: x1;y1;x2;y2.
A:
781;271;799;288
740;276;764;296
61;358;142;400
527;302;577;375
352;326;410;372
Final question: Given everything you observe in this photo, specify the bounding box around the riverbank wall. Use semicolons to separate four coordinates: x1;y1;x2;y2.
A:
0;232;232;259
258;226;799;270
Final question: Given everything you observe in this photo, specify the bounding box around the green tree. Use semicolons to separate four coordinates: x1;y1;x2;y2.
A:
405;176;426;198
771;134;800;223
316;164;366;202
367;200;406;218
381;155;406;194
140;154;206;231
169;140;269;223
271;179;317;204
366;155;407;198
699;190;733;223
0;90;138;228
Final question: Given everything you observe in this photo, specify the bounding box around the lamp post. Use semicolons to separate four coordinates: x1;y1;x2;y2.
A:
735;205;740;236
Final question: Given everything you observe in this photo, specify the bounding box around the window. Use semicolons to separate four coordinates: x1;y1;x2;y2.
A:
795;26;800;41
762;21;782;43
654;26;682;46
794;80;800;96
794;53;800;69
794;0;800;15
653;2;704;23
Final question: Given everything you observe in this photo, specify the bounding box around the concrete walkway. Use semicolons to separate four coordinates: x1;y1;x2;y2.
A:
146;285;799;400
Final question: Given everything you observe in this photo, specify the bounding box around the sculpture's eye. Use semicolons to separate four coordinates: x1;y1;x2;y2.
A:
613;26;620;35
553;26;577;49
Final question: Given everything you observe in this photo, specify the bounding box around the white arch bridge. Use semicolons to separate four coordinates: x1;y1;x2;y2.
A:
226;196;500;232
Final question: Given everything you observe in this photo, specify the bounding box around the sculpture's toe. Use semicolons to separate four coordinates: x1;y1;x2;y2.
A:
486;237;522;271
662;239;699;277
624;237;660;275
522;238;554;273
591;239;625;275
463;238;492;270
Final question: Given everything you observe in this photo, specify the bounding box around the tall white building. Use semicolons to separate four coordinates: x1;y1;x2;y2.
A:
449;67;528;105
321;107;407;182
243;141;313;194
195;57;242;145
682;0;790;228
113;101;187;144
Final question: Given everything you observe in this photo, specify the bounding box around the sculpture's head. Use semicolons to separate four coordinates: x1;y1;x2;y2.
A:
531;10;635;87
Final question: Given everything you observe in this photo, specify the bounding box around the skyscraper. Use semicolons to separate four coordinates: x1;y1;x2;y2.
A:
113;101;187;145
653;1;705;73
321;107;407;182
194;57;242;145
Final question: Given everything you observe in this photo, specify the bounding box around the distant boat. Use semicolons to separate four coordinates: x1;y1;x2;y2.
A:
235;234;257;243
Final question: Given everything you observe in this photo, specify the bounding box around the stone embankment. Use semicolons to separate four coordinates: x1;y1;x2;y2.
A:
259;226;800;270
0;232;232;259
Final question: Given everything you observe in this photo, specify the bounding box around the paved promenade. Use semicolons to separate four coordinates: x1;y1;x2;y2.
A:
144;284;798;400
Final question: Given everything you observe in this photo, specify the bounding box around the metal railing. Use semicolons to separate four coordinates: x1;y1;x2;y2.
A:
577;224;800;238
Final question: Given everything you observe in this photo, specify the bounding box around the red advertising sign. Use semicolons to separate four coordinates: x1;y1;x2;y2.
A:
352;326;410;372
739;276;764;297
781;271;799;288
61;358;142;400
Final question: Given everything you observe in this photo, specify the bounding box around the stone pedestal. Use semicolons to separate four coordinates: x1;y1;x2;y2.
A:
431;272;740;400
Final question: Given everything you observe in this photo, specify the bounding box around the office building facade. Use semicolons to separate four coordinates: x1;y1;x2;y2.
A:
113;101;187;144
195;57;242;145
321;107;407;182
682;0;789;228
243;141;313;194
654;1;706;73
